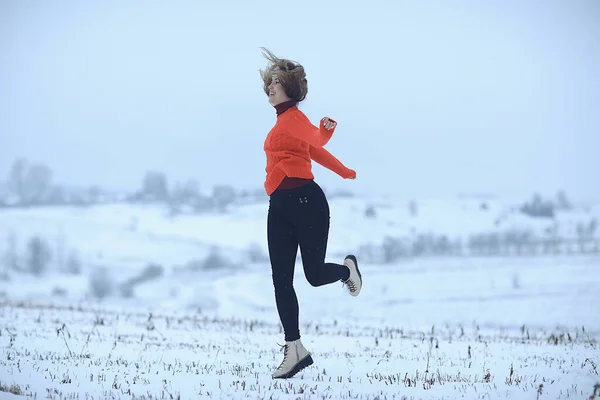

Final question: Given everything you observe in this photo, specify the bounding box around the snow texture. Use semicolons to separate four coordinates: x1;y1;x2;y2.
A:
0;198;599;399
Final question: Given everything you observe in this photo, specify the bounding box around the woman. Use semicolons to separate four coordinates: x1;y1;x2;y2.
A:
259;47;363;379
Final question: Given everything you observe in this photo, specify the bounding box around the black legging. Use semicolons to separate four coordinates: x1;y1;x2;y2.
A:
267;180;350;342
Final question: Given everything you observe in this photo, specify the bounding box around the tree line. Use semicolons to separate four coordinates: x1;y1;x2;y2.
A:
0;158;266;214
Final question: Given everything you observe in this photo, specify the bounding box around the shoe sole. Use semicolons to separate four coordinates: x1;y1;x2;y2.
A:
273;354;314;379
345;254;362;296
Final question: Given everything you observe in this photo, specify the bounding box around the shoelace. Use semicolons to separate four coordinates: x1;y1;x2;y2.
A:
342;279;356;292
276;343;289;370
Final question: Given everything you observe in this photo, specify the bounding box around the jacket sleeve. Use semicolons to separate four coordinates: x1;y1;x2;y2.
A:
309;145;356;179
286;114;335;147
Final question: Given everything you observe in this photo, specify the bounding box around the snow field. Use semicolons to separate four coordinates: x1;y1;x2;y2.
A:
1;254;599;399
1;197;599;399
0;302;599;399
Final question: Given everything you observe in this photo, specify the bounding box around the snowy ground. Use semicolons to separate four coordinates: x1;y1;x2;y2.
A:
0;198;599;398
1;255;599;399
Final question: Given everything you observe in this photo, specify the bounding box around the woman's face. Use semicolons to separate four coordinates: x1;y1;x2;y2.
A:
267;74;292;106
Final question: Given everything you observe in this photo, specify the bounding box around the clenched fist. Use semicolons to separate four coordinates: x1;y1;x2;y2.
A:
321;117;337;130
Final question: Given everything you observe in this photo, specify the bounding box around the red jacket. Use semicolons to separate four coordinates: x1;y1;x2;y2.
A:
263;106;356;195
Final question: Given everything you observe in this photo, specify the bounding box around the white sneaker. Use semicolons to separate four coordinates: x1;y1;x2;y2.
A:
272;339;313;379
343;255;362;296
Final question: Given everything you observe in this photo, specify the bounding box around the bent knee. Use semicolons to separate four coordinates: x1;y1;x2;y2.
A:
305;270;323;287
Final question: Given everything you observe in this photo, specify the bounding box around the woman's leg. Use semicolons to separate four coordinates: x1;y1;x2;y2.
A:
291;182;350;286
267;197;301;342
268;194;315;379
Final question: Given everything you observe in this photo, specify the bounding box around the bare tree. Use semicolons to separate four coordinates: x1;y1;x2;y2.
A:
26;236;52;276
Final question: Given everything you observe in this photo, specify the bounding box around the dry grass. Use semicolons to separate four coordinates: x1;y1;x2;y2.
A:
0;300;599;399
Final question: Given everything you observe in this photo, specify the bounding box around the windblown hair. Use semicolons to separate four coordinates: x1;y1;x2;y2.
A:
259;47;308;103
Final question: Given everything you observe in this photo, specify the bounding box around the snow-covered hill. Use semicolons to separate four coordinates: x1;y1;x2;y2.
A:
1;196;599;399
0;194;598;306
0;194;598;270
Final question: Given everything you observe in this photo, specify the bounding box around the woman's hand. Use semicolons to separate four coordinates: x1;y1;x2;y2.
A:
321;117;337;131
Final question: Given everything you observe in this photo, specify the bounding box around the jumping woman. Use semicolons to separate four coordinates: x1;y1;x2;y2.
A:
259;47;363;379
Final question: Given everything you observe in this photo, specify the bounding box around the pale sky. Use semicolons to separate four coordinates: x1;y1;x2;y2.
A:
1;0;599;201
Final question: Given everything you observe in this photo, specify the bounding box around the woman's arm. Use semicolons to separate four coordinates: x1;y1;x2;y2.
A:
309;145;356;179
286;114;336;148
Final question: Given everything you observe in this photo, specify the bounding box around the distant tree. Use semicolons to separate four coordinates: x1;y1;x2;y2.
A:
412;233;437;256
89;266;113;299
169;179;216;215
247;242;269;263
23;164;53;205
87;186;102;204
212;185;236;212
468;234;483;255
7;158;27;202
70;192;88;206
7;158;55;205
469;232;504;255
46;186;66;205
202;246;233;270
382;236;408;263
3;232;19;272
542;223;560;254
141;171;168;202
364;204;376;218
484;232;501;255
576;218;598;253
65;250;82;275
451;238;464;256
503;229;535;254
590;218;598;237
432;235;452;255
555;190;572;210
26;236;52;276
191;195;214;214
520;193;554;218
1;232;18;279
576;222;586;252
169;179;200;205
181;179;200;200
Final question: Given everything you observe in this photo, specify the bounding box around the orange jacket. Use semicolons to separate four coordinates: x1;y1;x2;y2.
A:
263;106;356;195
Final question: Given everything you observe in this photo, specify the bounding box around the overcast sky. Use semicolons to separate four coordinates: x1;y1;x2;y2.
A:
1;0;598;201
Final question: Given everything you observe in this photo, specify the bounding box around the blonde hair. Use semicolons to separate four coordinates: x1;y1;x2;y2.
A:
259;47;308;103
